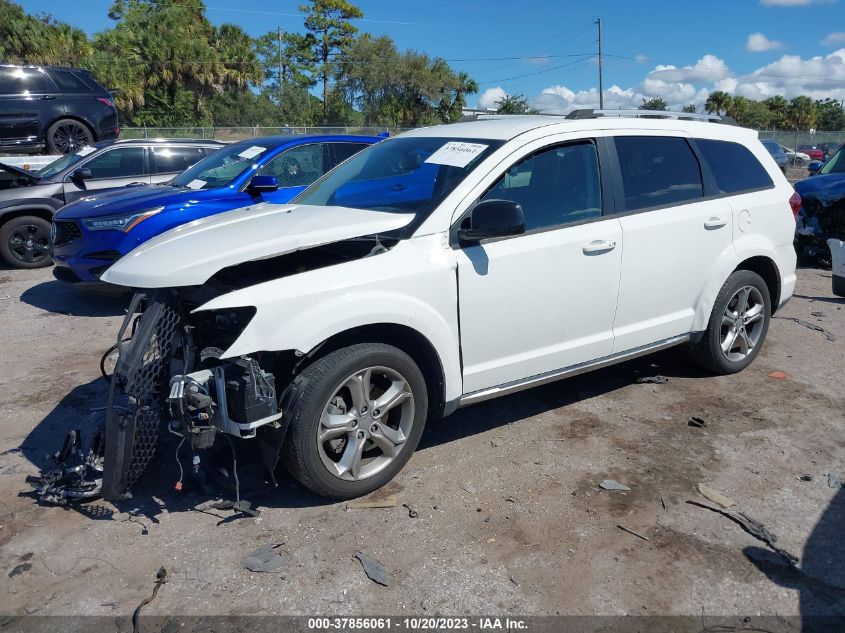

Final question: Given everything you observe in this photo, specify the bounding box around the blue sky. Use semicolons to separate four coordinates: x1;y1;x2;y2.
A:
18;0;845;111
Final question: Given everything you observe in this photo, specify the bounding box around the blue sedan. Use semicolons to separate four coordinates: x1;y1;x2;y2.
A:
51;134;383;285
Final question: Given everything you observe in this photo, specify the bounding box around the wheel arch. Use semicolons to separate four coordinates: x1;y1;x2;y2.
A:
0;205;56;225
733;255;781;313
301;323;449;419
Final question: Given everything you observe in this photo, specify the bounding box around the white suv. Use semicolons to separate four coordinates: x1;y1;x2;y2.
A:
97;112;798;501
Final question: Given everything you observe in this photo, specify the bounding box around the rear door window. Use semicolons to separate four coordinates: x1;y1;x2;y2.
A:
614;136;704;211
330;142;371;169
47;69;91;93
151;146;207;174
696;139;775;194
258;143;329;187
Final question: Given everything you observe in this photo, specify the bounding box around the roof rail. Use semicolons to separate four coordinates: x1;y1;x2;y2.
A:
565;108;728;123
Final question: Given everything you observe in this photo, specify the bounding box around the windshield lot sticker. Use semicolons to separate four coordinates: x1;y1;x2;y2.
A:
425;142;488;168
186;179;206;189
76;146;96;156
238;145;267;160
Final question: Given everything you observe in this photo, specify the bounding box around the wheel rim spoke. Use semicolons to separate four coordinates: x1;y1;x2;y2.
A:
334;433;365;479
374;379;410;416
721;329;738;354
346;369;371;413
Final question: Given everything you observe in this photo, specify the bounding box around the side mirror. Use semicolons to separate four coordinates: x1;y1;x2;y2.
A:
247;174;278;193
458;199;525;242
807;160;823;175
71;167;92;182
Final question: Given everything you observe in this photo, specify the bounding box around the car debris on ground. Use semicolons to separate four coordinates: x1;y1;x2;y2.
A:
633;375;669;384
697;483;736;508
774;316;836;341
688;416;707;428
346;496;398;510
355;551;389;586
599;480;631;491
240;544;289;573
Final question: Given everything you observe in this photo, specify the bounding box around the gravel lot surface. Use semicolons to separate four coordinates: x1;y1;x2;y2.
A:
0;265;843;623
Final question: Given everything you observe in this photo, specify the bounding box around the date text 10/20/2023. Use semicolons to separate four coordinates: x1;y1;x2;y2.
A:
307;617;529;630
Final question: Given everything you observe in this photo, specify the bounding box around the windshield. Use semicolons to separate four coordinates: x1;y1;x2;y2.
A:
38;146;97;178
294;137;503;220
171;142;272;190
819;147;845;175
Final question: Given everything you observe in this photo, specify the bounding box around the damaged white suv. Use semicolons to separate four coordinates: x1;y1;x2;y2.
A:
93;112;798;501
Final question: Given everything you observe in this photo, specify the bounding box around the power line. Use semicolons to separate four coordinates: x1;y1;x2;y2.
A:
477;55;595;86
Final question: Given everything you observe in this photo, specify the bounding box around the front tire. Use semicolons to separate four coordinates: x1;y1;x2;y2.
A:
282;343;428;499
690;270;771;374
0;215;52;268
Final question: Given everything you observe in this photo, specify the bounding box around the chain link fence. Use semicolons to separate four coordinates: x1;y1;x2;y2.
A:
120;126;411;141
757;129;844;151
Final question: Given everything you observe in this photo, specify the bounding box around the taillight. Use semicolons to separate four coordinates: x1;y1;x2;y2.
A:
789;191;801;222
96;97;115;108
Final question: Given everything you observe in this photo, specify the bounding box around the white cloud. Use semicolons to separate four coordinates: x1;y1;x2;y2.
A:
633;54;650;64
746;32;784;52
760;0;834;6
478;87;507;110
528;49;845;113
821;32;845;46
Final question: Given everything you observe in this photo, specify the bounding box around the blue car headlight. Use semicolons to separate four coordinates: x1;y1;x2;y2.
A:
81;206;164;232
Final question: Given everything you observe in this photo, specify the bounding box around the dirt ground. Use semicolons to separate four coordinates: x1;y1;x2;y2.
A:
0;265;843;623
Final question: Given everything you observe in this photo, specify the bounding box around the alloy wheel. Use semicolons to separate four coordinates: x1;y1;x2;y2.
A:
316;366;415;481
51;122;90;154
8;223;50;265
720;285;766;363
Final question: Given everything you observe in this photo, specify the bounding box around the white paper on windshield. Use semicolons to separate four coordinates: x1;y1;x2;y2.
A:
76;146;96;156
238;145;267;160
424;141;488;168
186;179;206;190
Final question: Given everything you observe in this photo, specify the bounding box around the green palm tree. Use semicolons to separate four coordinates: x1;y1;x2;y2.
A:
704;91;733;116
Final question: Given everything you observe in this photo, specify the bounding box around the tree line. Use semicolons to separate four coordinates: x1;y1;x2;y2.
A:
639;93;845;131
0;0;479;128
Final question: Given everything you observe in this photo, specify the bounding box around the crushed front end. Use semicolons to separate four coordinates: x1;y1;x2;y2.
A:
102;288;289;501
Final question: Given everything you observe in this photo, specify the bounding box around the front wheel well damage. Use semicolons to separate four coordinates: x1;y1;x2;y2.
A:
297;324;447;419
734;256;781;312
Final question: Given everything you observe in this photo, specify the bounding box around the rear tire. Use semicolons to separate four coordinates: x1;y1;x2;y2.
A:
0;215;52;268
46;118;93;154
690;270;771;375
282;343;428;499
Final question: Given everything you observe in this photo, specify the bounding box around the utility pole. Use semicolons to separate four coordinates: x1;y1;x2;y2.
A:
277;26;284;107
595;17;604;109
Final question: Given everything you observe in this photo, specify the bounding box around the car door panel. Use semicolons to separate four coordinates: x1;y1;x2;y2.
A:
457;218;623;393
62;147;151;203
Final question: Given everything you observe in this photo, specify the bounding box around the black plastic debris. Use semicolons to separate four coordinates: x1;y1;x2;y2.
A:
688;417;707;428
634;375;669;384
402;502;419;518
8;562;31;578
26;429;104;505
241;544;289;573
132;567;168;633
355;551;389;586
687;500;798;566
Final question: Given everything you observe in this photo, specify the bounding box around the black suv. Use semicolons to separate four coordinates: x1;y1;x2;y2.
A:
0;64;119;154
0;138;224;268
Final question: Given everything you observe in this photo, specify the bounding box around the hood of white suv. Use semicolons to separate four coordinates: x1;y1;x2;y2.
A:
100;202;415;288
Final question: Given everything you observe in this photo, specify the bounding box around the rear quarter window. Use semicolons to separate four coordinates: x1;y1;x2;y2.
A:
47;69;92;92
696;139;774;195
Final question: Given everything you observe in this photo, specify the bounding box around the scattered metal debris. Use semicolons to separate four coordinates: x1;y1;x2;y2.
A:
509;576;520;587
828;473;844;489
774;316;835;341
132;567;168;633
346;496;397;510
355;551;389;586
697;483;735;508
240;544;289;573
798;474;813;482
660;496;667;511
688;416;707;428
402;502;419;518
460;483;476;495
810;311;825;318
599;479;631;491
26;428;104;505
634;375;669;384
8;562;31;578
100;601;119;610
686;500;798;566
767;370;790;380
617;525;650;541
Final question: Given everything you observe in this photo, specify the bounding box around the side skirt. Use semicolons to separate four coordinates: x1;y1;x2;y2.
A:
457;334;691;407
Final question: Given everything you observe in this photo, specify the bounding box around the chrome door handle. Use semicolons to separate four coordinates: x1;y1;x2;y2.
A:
704;217;727;229
582;239;617;254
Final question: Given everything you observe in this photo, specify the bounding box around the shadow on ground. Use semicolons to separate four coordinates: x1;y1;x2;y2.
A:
20;279;128;317
745;487;845;632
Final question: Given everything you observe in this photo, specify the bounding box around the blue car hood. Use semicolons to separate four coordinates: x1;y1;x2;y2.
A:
56;185;233;219
794;173;845;204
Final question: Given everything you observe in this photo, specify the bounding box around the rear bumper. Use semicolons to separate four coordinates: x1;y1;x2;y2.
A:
774;243;797;312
